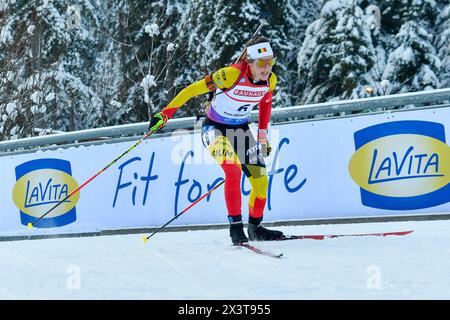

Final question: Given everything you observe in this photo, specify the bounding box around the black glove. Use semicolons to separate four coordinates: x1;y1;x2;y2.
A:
148;111;168;132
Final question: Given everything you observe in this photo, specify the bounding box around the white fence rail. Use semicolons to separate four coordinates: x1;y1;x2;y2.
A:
1;88;449;154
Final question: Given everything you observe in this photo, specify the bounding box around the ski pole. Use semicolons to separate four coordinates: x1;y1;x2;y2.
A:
28;128;160;229
234;18;268;63
142;179;225;244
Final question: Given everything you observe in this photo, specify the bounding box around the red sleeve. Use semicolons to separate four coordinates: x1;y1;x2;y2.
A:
162;107;177;118
258;91;273;130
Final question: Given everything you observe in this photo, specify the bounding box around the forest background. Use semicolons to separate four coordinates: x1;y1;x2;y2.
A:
0;0;448;140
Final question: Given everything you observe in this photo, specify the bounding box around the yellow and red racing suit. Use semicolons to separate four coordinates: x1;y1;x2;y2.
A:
161;61;277;221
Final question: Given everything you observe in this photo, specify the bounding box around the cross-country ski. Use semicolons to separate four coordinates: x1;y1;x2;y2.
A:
277;230;414;241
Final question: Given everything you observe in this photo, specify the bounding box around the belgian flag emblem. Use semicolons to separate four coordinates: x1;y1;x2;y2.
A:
258;48;267;54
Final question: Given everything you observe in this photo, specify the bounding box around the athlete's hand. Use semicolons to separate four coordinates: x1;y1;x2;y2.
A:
148;111;168;133
258;129;272;157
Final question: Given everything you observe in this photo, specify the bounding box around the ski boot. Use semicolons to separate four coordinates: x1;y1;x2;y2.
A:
229;216;248;245
248;222;284;241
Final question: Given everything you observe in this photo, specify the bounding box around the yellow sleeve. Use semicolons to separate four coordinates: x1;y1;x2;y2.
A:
211;66;241;90
268;72;277;92
162;66;241;117
162;78;211;116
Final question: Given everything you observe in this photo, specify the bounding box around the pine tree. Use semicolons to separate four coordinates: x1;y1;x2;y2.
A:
436;3;450;88
0;0;103;139
277;0;320;107
105;0;190;123
52;1;104;131
2;0;448;141
297;0;375;104
363;2;391;96
382;0;440;94
380;0;408;35
180;0;319;114
179;0;253;117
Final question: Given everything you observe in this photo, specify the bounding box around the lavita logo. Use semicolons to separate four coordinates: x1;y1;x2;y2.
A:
12;158;79;228
348;121;450;210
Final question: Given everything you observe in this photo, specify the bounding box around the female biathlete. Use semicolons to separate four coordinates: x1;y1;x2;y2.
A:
148;36;284;244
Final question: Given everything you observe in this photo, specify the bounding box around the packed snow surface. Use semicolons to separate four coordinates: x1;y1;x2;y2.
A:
0;219;448;300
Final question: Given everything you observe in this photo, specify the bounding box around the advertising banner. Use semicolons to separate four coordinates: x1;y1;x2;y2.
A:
1;106;450;236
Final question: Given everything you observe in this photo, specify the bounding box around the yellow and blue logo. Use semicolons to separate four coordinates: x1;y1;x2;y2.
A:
12;158;79;228
349;121;450;210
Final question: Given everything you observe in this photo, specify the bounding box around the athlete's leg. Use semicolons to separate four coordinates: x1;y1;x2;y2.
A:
208;135;243;217
202;123;247;243
247;169;268;224
235;127;284;241
231;126;268;223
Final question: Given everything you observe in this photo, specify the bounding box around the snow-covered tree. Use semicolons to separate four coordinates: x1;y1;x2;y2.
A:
382;0;440;94
379;0;408;35
361;3;391;96
436;3;450;88
178;0;320;112
104;0;191;123
0;1;63;139
177;0;255;117
52;1;104;131
277;0;320;107
1;0;448;141
297;0;375;104
0;0;103;139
